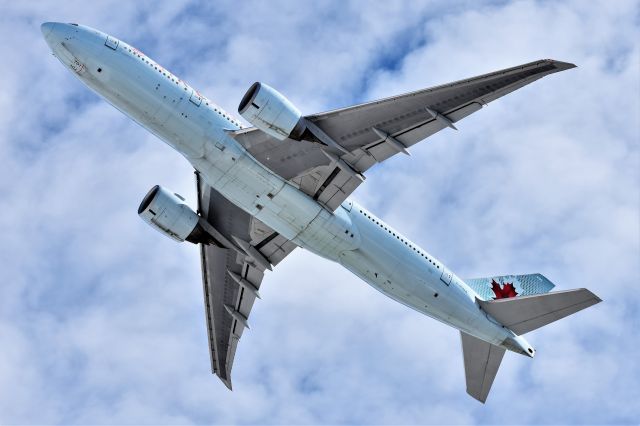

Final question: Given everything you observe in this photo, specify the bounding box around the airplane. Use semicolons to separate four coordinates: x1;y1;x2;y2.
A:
41;22;601;403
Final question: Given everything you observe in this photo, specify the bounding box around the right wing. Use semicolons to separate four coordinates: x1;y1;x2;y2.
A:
196;172;296;389
232;59;575;210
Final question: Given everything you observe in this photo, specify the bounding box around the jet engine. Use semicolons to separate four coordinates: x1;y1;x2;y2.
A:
138;185;208;243
238;82;306;140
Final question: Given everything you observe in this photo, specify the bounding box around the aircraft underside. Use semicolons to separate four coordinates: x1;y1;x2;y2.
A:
42;21;601;402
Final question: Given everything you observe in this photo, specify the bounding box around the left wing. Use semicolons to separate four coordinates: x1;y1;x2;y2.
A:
196;172;296;388
232;59;575;210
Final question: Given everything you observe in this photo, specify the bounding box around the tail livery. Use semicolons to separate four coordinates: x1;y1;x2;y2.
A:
461;274;601;403
465;273;555;301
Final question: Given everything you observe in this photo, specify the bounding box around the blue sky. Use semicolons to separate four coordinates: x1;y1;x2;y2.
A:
0;0;639;424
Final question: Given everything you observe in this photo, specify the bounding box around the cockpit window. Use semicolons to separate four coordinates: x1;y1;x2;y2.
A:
69;23;78;26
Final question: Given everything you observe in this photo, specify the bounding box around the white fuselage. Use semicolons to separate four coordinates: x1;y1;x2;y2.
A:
42;23;532;353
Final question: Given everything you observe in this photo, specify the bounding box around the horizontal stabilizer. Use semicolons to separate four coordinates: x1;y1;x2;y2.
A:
460;332;506;403
465;273;555;301
479;288;602;335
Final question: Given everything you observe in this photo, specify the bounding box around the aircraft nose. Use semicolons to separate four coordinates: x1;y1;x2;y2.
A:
41;22;68;48
41;22;56;38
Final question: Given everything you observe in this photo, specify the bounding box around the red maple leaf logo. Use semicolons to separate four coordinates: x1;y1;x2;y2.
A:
491;279;518;299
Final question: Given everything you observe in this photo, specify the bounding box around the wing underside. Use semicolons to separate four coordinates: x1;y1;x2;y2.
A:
232;59;575;210
196;172;296;388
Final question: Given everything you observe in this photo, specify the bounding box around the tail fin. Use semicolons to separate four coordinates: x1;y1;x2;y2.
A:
478;288;602;335
465;273;555;300
460;332;505;403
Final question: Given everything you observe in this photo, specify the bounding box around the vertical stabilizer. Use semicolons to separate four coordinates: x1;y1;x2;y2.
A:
465;273;555;300
460;332;506;403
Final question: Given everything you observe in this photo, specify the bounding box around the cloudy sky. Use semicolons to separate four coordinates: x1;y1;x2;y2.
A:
1;0;638;424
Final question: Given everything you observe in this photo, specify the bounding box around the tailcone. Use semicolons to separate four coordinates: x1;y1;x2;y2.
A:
502;336;535;358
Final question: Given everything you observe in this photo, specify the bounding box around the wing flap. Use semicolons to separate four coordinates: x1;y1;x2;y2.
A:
199;244;246;388
256;233;297;265
314;166;364;210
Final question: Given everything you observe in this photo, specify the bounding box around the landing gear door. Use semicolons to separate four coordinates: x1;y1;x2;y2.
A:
440;267;453;286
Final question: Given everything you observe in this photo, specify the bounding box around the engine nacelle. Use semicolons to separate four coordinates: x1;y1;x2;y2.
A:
238;82;305;140
138;185;202;243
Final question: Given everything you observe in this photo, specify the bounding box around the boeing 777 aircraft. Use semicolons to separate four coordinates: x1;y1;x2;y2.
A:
42;22;601;403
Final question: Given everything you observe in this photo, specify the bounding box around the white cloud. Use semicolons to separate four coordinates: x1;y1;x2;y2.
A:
0;0;638;424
